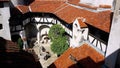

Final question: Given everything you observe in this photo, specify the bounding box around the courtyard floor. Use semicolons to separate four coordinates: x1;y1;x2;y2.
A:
33;42;58;68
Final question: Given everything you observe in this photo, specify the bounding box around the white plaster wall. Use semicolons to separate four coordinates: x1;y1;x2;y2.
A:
11;0;24;6
70;19;83;47
80;0;114;7
105;0;120;67
0;7;11;40
105;15;120;68
82;28;88;40
41;28;49;35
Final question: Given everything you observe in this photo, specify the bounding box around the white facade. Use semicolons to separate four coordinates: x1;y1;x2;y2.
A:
70;19;86;47
80;0;114;7
0;3;11;40
105;0;120;67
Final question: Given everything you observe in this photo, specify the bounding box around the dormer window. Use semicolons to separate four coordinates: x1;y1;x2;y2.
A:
75;23;78;27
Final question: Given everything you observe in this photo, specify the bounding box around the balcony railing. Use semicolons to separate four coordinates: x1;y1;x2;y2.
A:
87;33;108;56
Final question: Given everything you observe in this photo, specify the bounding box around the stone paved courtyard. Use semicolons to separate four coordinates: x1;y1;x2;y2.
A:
33;42;58;68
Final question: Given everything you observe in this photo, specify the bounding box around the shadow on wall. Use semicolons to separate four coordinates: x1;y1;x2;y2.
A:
115;49;120;68
105;49;120;68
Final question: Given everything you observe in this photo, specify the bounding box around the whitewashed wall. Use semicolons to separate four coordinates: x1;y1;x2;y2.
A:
0;7;11;40
70;19;84;47
80;0;114;7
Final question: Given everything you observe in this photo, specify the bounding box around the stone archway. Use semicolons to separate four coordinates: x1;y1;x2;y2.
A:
37;25;50;43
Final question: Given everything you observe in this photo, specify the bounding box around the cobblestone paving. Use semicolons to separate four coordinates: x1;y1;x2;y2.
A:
33;42;58;68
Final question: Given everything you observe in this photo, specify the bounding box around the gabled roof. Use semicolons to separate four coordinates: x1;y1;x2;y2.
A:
55;5;111;32
49;43;104;68
15;0;112;33
78;19;87;28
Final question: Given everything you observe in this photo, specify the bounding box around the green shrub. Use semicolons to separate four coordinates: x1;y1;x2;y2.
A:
49;24;69;56
51;37;69;55
48;24;65;41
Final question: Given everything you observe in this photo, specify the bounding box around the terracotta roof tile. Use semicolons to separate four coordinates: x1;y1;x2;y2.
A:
78;19;87;28
99;4;111;8
68;0;80;4
49;43;104;68
16;0;112;32
16;5;29;14
6;40;20;52
55;5;111;32
30;1;65;13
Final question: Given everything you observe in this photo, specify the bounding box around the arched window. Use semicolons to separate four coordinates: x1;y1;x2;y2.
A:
75;23;78;27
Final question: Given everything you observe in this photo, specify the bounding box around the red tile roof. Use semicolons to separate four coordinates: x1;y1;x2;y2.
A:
55;5;111;32
78;19;87;28
49;43;104;68
6;40;20;52
30;1;65;13
68;0;80;4
16;0;112;33
16;5;29;14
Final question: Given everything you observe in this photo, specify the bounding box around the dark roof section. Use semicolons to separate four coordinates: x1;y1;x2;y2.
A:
6;40;20;52
0;0;9;2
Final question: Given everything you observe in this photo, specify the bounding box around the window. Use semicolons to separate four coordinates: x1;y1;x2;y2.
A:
0;3;4;8
75;23;78;27
0;24;3;29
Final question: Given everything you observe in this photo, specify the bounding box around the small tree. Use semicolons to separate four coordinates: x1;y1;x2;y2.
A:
48;24;69;56
51;37;69;55
48;24;65;41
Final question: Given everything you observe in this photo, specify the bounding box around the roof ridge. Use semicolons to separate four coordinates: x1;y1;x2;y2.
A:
54;3;69;14
84;41;105;56
53;3;67;12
